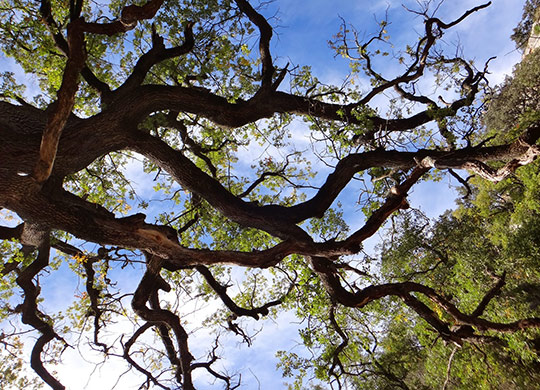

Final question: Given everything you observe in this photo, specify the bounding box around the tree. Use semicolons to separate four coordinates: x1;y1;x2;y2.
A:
511;0;540;50
0;0;539;389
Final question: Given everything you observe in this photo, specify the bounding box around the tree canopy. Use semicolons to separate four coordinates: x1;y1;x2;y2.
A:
1;0;540;389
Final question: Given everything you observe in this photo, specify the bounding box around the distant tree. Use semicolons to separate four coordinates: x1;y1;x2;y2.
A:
1;1;540;389
511;0;540;49
482;49;540;143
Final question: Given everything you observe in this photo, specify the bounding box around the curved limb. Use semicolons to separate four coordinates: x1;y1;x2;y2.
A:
15;224;66;389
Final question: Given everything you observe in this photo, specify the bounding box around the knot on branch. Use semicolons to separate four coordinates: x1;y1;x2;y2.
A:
121;0;163;26
137;227;180;250
414;155;436;168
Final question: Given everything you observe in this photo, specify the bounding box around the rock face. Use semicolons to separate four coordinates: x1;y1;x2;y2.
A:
524;8;540;56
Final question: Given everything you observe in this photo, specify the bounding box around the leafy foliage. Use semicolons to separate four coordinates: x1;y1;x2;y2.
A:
482;49;540;143
0;1;540;389
511;0;540;49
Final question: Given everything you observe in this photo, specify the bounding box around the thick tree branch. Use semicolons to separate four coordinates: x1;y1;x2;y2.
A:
39;0;111;95
196;265;287;319
341;166;428;250
431;2;492;30
79;0;165;36
50;239;110;351
122;322;169;390
328;305;349;381
127;121;540;240
83;256;109;352
165;113;218;177
470;272;507;318
40;0;167;100
311;264;540;341
112;22;195;102
132;254;194;390
2;121;538;273
0;223;23;240
125;83;477;131
234;0;275;91
339;1;489;119
15;224;66;389
463;143;540;182
33;21;86;183
191;340;239;389
149;289;183;383
237;166;289;198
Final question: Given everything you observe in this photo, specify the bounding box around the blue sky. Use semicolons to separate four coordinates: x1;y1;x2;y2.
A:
0;0;528;389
